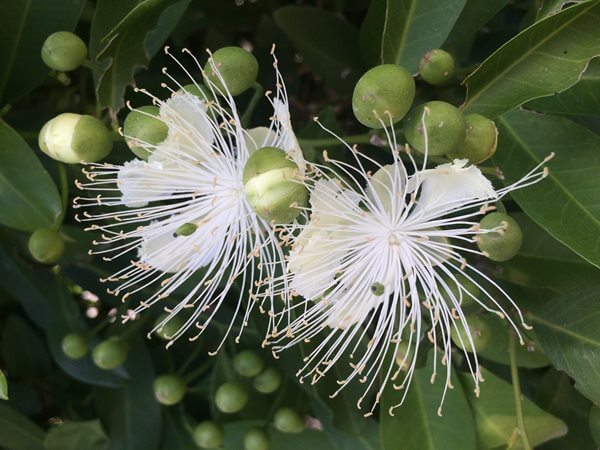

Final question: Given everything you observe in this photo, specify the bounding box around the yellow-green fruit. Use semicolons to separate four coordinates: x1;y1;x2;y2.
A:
394;341;413;371
153;374;186;405
450;315;491;352
215;381;248;413
243;147;308;224
244;428;270;450
123;106;168;160
352;64;415;129
252;367;282;394
41;31;87;72
234;350;264;378
61;333;88;359
404;101;466;156
273;408;304;434
28;228;65;264
419;49;456;86
39;113;112;163
477;212;522;262
447;114;498;164
204;47;258;96
193;421;224;449
92;337;128;370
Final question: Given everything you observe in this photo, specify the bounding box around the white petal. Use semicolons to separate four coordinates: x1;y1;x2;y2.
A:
138;229;192;273
244;126;279;153
325;291;383;330
366;163;407;212
274;98;306;174
310;179;361;225
117;160;172;207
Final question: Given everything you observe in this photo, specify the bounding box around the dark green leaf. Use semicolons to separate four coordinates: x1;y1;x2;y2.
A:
45;420;109;450
537;0;591;20
494;110;600;267
1;315;51;379
160;407;196;450
0;121;62;232
463;1;600;118
0;369;7;400
529;287;600;404
0;402;45;450
359;0;466;72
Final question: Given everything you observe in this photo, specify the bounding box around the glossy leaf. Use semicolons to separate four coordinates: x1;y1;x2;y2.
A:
462;1;600;118
0;402;45;450
359;0;466;72
45;420;109;450
537;0;591;19
529;287;600;404
0;369;7;400
0;121;62;232
494;109;600;268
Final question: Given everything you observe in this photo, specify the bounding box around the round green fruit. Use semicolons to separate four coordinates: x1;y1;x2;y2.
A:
352;64;415;129
450;315;491;352
193;421;224;449
123;106;168;160
234;350;264;378
41;31;87;72
419;49;456;86
153;374;186;405
215;381;248;413
28;228;65;264
476;212;522;262
204;46;258;96
153;313;185;341
61;333;88;359
252;367;282;394
92;337;128;370
244;427;270;450
447;114;498;164
273;408;304;434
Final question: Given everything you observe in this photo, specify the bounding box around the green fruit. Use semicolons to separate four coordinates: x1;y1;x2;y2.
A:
153;374;187;405
252;367;282;394
177;84;214;102
243;147;308;223
394;341;413;371
476;212;522;262
193;421;224;449
244;427;270;450
450;315;491;352
28;228;65;264
153;313;186;340
204;46;259;96
443;274;481;308
273;408;304;433
215;381;248;413
404;101;466;156
447;114;498;164
41;31;87;72
419;49;456;86
234;350;264;378
92;337;128;370
39;113;113;164
123;106;168;160
352;64;415;129
61;333;88;359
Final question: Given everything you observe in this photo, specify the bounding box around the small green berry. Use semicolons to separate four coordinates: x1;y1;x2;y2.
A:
61;333;88;359
447;114;498;164
203;47;258;96
123;106;168;160
404;101;466;156
153;374;187;405
450;315;491;352
273;408;304;434
419;49;456;86
193;421;224;449
92;337;128;370
234;350;264;378
215;381;248;413
252;367;282;394
476;212;522;262
41;31;87;72
352;64;415;129
28;228;65;264
394;341;413;371
244;427;270;450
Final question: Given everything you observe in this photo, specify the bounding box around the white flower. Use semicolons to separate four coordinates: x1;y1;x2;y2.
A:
74;48;303;350
268;117;553;416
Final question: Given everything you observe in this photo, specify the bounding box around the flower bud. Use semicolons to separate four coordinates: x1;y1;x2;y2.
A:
123;106;168;160
203;47;259;96
253;367;282;394
447;114;498;164
243;147;308;223
41;31;87;72
39;113;112;164
92;337;128;370
450;315;491;352
352;64;415;129
28;228;65;264
153;374;187;405
419;49;456;86
476;212;522;262
61;333;88;359
244;428;270;450
234;350;264;378
215;381;248;413
404;101;466;156
193;421;224;449
273;408;304;433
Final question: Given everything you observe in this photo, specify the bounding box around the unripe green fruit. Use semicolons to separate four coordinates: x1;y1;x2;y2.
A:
123;106;168;160
405;101;466;156
394;341;413;371
447;114;498;164
476;212;522;262
443;274;480;308
39;113;112;164
450;315;491;352
243;147;308;224
41;31;87;72
92;337;128;370
61;333;88;359
193;421;224;449
204;47;258;96
252;367;282;394
273;407;304;434
177;84;214;102
244;427;270;450
28;228;65;264
234;350;264;377
419;49;456;86
153;313;185;340
215;381;248;413
153;374;187;405
352;64;415;129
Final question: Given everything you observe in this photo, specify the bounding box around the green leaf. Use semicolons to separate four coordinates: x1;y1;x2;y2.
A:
493;109;600;267
91;0;190;115
537;0;591;20
0;121;62;232
460;368;567;448
359;0;467;72
0;369;7;400
1;315;51;379
45;420;109;450
525;58;600;115
529;287;600;404
380;351;477;450
0;0;85;106
160;407;197;450
273;6;364;94
0;402;45;450
462;1;600;118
